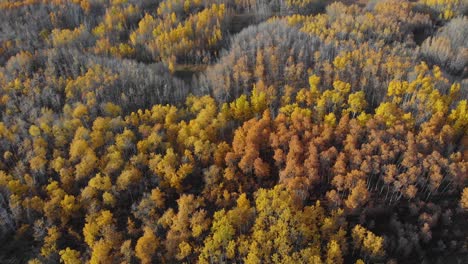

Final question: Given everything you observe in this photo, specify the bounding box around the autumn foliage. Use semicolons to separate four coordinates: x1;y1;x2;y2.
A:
0;0;466;263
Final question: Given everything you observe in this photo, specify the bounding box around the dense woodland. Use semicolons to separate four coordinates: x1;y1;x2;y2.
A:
0;0;467;263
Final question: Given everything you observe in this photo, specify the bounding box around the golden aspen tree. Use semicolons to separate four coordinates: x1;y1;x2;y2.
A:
135;226;159;264
59;248;81;264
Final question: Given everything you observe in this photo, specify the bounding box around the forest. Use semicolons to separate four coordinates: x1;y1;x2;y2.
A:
0;0;467;263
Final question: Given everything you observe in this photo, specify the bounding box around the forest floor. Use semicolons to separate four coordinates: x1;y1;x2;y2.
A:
173;64;208;83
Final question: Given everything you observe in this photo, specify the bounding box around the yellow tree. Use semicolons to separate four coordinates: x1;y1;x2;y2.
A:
460;188;468;210
135;226;159;264
326;240;343;264
352;224;385;260
59;248;81;264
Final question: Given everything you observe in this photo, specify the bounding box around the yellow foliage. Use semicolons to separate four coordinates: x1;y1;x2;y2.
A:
135;227;159;264
59;248;81;264
29;125;41;137
41;226;61;257
448;100;468;133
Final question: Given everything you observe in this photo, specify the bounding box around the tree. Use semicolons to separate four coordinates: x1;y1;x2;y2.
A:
326;240;343;264
347;91;367;117
89;239;113;264
41;226;61;258
164;194;210;260
352;224;385;260
135;226;159;264
116;166;142;190
461;188;468;210
344;179;369;210
199;209;235;263
59;248;81;264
